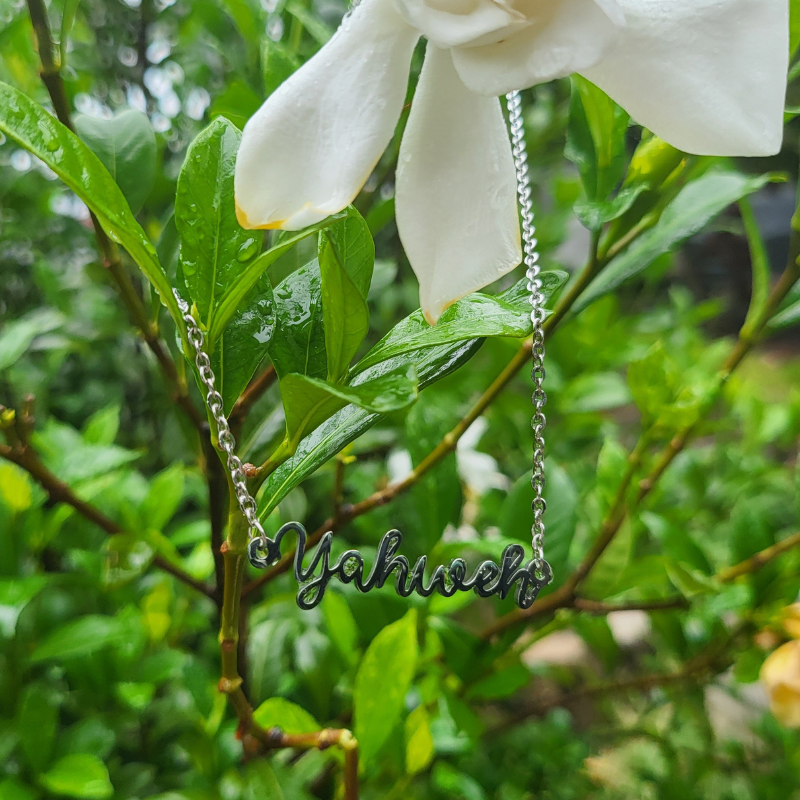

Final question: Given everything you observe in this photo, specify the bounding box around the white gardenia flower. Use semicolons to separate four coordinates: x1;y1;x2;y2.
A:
234;0;788;324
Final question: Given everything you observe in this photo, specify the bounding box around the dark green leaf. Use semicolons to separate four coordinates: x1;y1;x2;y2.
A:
355;610;418;767
39;754;113;800
353;271;568;375
280;366;418;449
0;82;178;321
175;117;251;324
740;197;772;337
269;260;327;380
213;272;275;412
565;76;629;202
627;342;679;426
574;171;776;313
574;184;646;231
73;110;157;215
210;214;344;343
17;682;59;772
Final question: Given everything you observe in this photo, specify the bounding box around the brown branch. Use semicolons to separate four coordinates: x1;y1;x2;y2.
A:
573;597;689;614
717;530;800;583
0;439;214;598
230;365;277;433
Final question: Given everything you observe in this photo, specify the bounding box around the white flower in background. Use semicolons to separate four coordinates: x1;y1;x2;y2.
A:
234;0;788;323
387;417;508;495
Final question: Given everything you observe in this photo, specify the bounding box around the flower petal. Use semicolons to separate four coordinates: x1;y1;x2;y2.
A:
395;46;521;325
234;0;419;231
580;0;788;156
451;0;624;96
394;0;525;49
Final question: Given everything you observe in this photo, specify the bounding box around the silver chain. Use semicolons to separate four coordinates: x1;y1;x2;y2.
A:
506;90;547;563
173;289;267;545
173;92;546;563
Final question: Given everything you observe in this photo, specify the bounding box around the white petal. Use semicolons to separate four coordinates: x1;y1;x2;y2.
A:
451;0;624;96
395;46;521;325
580;0;788;156
234;0;419;231
394;0;525;49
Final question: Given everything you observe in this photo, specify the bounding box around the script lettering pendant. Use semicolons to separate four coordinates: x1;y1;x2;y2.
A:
248;522;553;611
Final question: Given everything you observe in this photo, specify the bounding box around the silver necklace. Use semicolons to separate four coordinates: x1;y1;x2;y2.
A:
174;90;551;610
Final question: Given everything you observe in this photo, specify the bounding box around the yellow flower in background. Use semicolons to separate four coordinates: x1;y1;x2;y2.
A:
761;604;800;728
761;640;800;728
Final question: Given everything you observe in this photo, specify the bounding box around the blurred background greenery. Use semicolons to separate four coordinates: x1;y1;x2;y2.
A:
4;0;800;798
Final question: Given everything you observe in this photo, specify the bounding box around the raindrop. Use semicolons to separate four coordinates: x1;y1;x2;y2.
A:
237;237;260;262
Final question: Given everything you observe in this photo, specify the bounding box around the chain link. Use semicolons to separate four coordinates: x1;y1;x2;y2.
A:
173;290;267;545
506;90;547;564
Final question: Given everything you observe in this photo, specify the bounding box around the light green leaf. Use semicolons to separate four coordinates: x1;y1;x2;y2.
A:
280;366;418;449
285;0;333;44
175;117;251;324
0;463;33;513
40;754;113;800
574;171;776;313
0;82;178;321
73;110;156;214
142;464;185;531
354;271;568;374
355;610;418;767
574;184;646;231
31;615;125;663
627;342;679;426
405;706;434;775
558;371;632;415
82;404;121;446
582;518;634;599
253;697;319;734
262;39;299;97
0;308;63;372
321;592;360;667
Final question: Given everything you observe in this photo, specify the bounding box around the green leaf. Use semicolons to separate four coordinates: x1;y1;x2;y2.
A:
0;82;178;321
558;371;632;415
17;682;59;773
0;778;38;800
269;260;327;380
73;110;156;214
82;404;121;446
465;660;530;701
285;0;333;44
319;207;374;381
405;397;462;554
582;518;634;599
0;308;63;372
739;197;771;338
31;615;125;663
262;39;300;97
0;463;33;513
210;215;343;343
212;271;275;412
565;75;629;202
574;171;776;313
595;435;629;514
354;271;568;374
280;366;418;449
355;610;418;767
257;339;484;517
142;464;185;531
665;560;719;598
405;706;434;775
175;117;252;324
627;342;679;426
432;763;487;800
321;591;360;666
253;697;319;734
39;754;113;800
574;184;646;231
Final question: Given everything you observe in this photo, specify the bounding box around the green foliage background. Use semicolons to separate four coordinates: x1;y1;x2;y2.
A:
3;0;800;798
